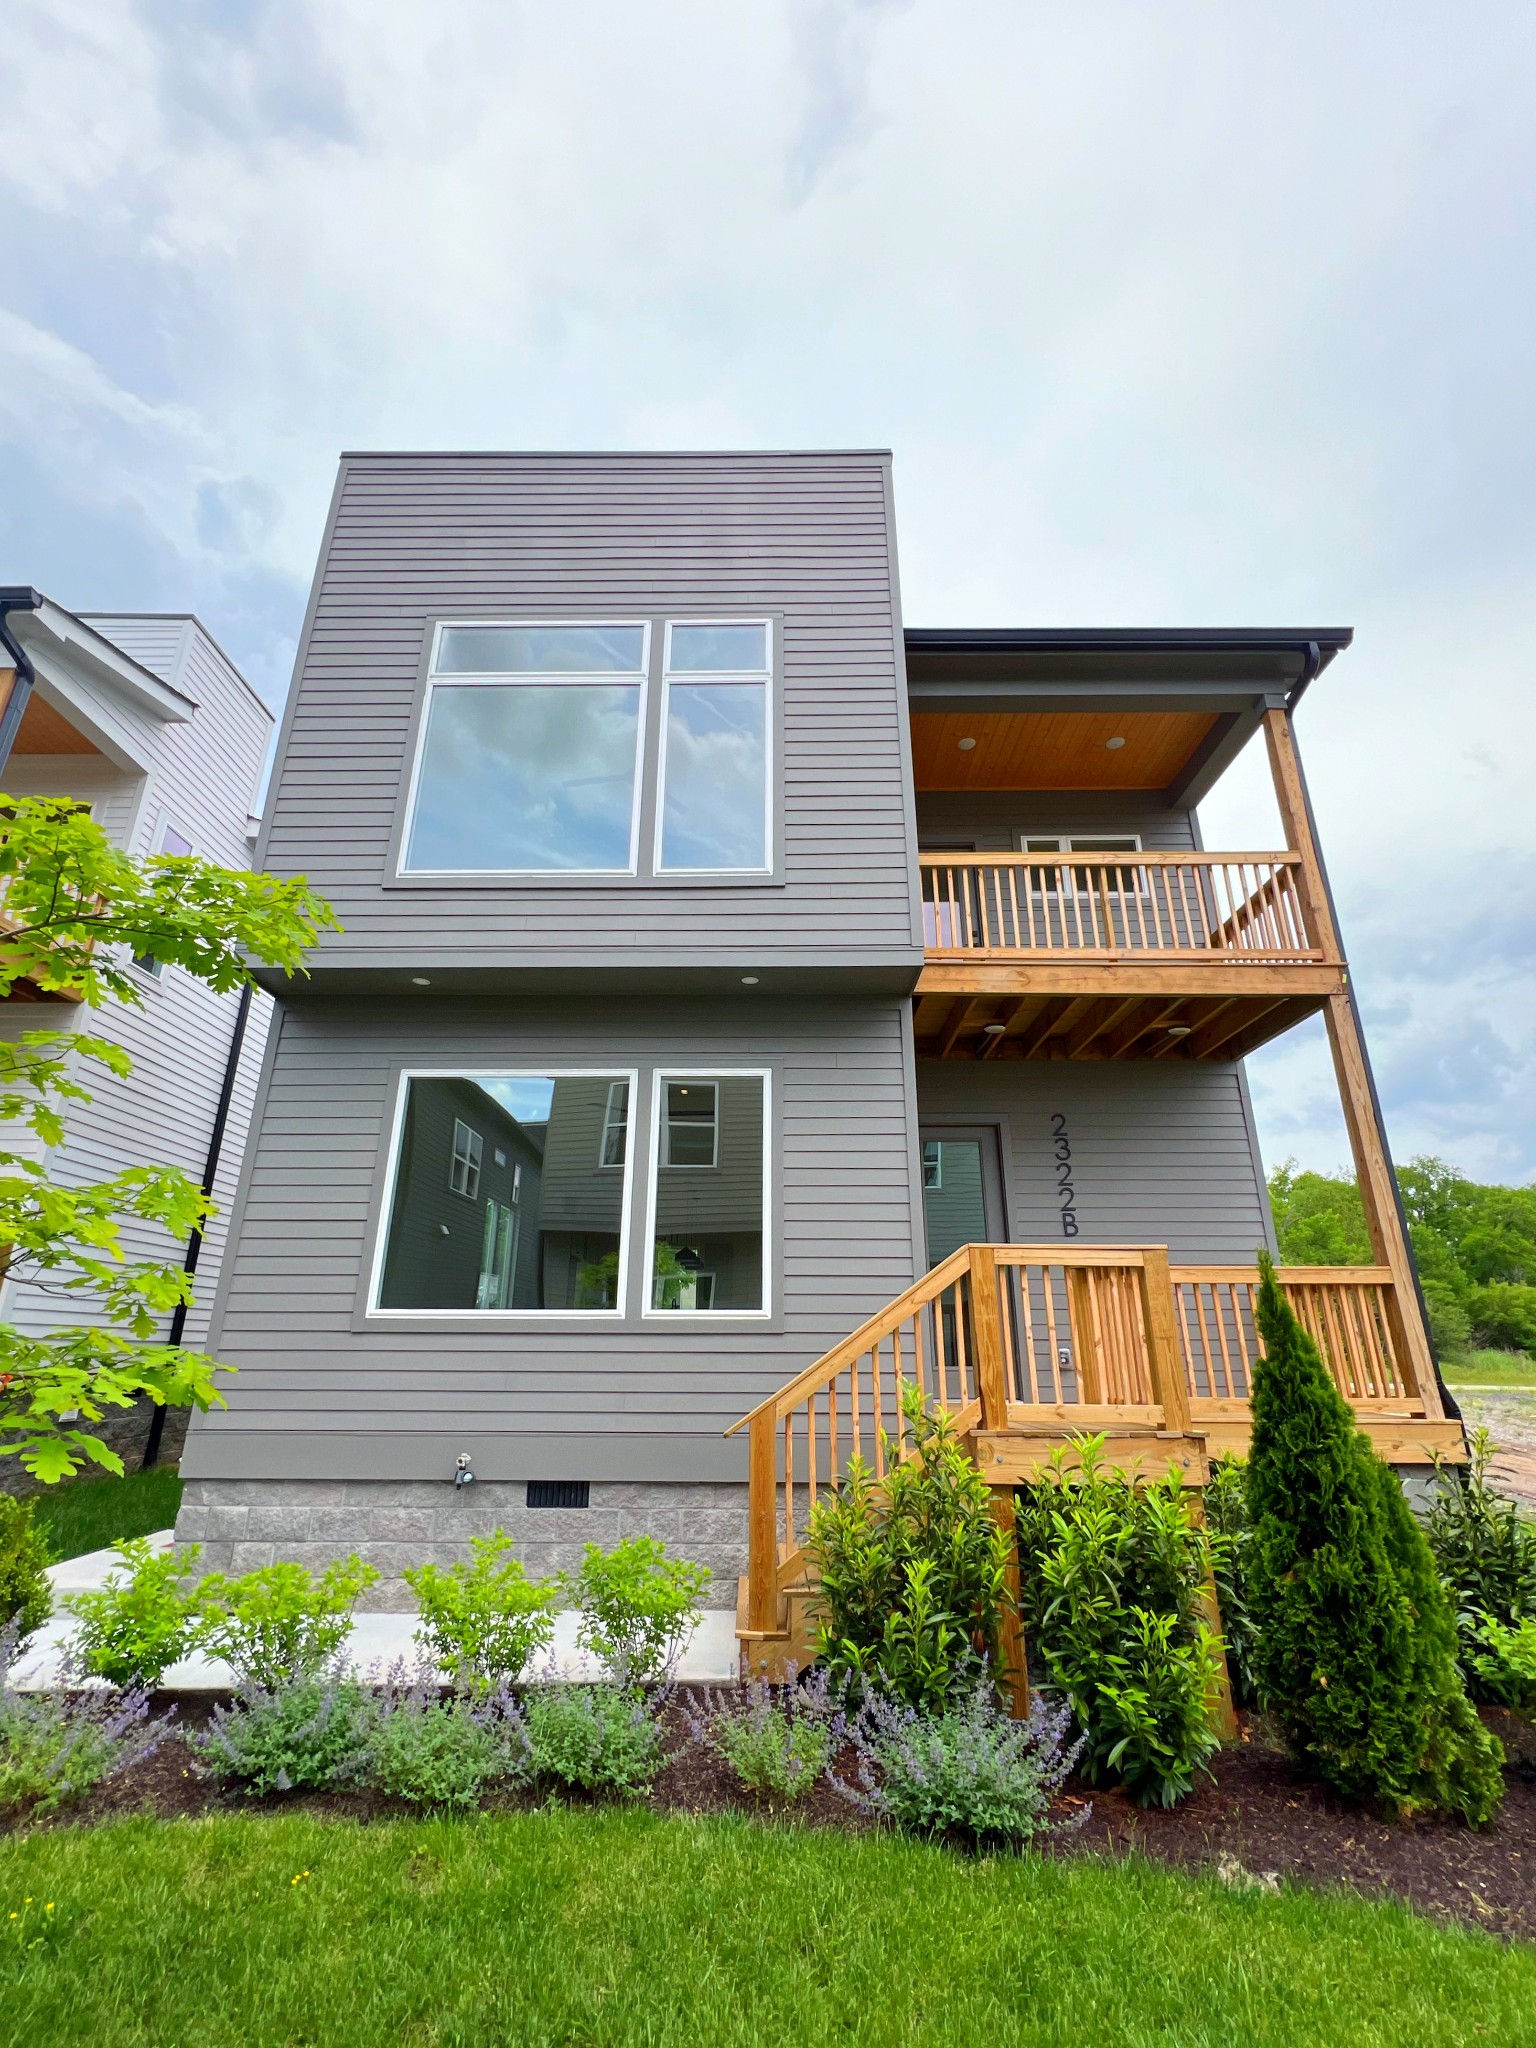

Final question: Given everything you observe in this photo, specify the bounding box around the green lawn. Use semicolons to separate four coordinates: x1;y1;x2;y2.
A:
26;1466;183;1564
2;1810;1532;2047
1443;1349;1536;1390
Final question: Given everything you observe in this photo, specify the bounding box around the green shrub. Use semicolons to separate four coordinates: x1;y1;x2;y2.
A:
0;1627;176;1813
194;1675;377;1796
808;1385;1014;1711
1246;1254;1504;1824
367;1683;529;1809
1423;1287;1472;1360
524;1684;665;1797
1204;1455;1260;1709
64;1539;202;1688
1467;1282;1536;1354
0;1497;51;1648
838;1685;1082;1847
196;1556;378;1688
1016;1441;1219;1807
404;1532;557;1693
569;1537;712;1687
1425;1428;1536;1700
688;1671;843;1804
1465;1614;1536;1712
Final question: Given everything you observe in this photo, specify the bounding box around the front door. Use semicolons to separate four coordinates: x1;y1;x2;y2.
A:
920;1126;1007;1268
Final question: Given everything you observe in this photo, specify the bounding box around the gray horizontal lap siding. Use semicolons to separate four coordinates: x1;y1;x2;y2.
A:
915;792;1200;851
262;454;920;967
916;1062;1274;1265
183;993;923;1483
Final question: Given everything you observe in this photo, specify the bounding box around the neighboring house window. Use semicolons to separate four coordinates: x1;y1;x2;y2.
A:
600;1080;629;1166
648;1072;767;1314
922;1140;943;1189
657;620;771;872
661;1081;718;1167
376;1072;633;1314
132;822;195;976
450;1118;483;1198
403;623;648;874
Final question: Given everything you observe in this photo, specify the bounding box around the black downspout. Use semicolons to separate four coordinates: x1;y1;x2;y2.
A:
142;983;255;1467
0;592;41;775
1282;652;1462;1427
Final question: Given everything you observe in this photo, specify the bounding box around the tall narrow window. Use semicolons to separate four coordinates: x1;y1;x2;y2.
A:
133;822;194;976
600;1080;629;1166
379;1073;633;1312
657;622;770;872
648;1072;766;1313
404;623;648;873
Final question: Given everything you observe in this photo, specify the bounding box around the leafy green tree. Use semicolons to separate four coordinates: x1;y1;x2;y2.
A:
0;796;337;1482
1246;1254;1503;1824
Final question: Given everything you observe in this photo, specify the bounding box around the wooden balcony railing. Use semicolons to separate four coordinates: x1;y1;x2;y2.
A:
919;852;1328;963
729;1243;1443;1636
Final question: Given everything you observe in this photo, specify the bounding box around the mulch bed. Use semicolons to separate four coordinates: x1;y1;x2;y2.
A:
5;1697;1533;1943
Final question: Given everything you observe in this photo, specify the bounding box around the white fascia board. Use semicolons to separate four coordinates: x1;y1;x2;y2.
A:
12;600;198;724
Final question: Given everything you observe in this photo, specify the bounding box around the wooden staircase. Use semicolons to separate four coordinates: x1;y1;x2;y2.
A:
727;1242;1460;1684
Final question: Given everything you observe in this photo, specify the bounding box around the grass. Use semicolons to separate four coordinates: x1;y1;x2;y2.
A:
2;1809;1533;2047
1443;1348;1536;1390
26;1467;183;1564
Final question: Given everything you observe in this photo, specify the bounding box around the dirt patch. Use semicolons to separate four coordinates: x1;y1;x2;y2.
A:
1456;1392;1536;1512
4;1696;1533;1942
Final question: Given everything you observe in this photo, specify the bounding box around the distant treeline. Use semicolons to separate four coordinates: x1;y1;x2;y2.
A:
1268;1157;1536;1358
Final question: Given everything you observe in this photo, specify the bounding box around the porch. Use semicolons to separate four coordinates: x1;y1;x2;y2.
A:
730;1242;1461;1673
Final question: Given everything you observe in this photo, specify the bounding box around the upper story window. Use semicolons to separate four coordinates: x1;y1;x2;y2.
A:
399;618;772;879
132;820;195;977
403;623;649;874
449;1117;483;1198
657;622;771;873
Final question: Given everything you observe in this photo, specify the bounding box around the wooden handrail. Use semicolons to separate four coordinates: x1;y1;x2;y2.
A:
917;851;1331;965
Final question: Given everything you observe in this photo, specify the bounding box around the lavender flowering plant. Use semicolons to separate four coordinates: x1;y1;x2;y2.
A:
685;1667;847;1805
0;1618;178;1814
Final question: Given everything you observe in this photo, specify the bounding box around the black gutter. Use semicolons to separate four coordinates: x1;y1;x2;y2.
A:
0;588;43;774
904;626;1354;657
1282;681;1462;1427
143;984;255;1468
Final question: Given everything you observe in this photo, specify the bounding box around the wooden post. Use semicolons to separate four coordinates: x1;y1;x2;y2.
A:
1186;1495;1238;1741
1262;706;1441;1416
969;1245;1010;1432
747;1410;779;1634
990;1488;1030;1719
1138;1246;1192;1434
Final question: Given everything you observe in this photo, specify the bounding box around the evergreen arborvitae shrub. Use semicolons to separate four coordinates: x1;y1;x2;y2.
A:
0;1496;52;1647
1246;1254;1503;1824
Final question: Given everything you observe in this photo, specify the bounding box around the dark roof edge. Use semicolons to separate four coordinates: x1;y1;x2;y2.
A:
336;447;894;461
904;627;1353;653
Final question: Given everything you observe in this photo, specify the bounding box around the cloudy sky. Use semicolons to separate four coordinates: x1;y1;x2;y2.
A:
4;0;1533;1184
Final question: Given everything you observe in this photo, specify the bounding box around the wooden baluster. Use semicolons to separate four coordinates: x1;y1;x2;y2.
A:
806;1397;819;1514
1173;1281;1200;1399
1096;864;1115;951
953;1275;972;1406
1211;1284;1238;1402
782;1412;794;1558
1068;1267;1103;1404
748;1410;778;1632
1040;1267;1066;1400
997;1258;1020;1404
876;1330;890;1474
1138;1247;1192;1432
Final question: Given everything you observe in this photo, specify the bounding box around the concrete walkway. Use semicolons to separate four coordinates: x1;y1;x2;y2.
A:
15;1534;740;1690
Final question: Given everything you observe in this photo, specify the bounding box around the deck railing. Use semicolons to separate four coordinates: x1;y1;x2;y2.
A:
729;1243;1422;1633
919;852;1326;962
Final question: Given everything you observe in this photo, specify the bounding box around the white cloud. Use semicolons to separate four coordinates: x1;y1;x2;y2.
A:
0;0;1532;1176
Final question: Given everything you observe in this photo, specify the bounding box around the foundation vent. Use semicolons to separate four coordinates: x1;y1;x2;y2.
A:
526;1480;590;1510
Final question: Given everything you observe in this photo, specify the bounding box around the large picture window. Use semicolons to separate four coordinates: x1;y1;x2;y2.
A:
656;621;771;873
402;623;648;873
376;1072;634;1312
647;1070;768;1314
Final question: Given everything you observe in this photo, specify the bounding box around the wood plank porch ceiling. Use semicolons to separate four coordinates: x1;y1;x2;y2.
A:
913;978;1333;1061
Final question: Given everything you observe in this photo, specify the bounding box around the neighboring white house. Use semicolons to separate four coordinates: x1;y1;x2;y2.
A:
0;595;275;1386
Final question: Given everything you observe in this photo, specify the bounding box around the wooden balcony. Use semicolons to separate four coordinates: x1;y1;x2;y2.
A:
731;1242;1458;1676
915;851;1346;1059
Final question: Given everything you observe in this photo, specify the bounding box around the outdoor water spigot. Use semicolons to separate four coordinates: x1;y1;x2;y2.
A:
454;1452;474;1488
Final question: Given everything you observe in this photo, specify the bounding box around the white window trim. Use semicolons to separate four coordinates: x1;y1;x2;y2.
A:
654;618;773;877
397;620;651;879
1019;833;1149;896
922;1140;943;1190
661;1079;719;1169
642;1067;771;1321
599;1079;629;1168
369;1068;639;1320
130;815;197;982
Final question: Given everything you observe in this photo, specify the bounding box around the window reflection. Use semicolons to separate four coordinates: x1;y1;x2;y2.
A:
379;1075;630;1311
651;1074;765;1312
658;683;767;871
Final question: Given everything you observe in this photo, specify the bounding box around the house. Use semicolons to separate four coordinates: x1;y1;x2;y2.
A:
173;452;1457;1652
0;592;275;1475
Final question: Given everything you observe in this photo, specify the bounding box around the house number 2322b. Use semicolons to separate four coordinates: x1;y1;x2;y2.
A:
1050;1113;1079;1238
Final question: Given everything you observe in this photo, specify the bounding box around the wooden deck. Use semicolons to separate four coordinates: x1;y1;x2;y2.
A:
729;1242;1461;1679
914;851;1343;1060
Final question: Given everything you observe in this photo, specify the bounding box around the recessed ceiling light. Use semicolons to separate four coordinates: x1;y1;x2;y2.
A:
982;1021;1007;1035
957;736;977;751
741;976;760;985
411;976;431;986
1105;736;1126;750
1165;1024;1192;1037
